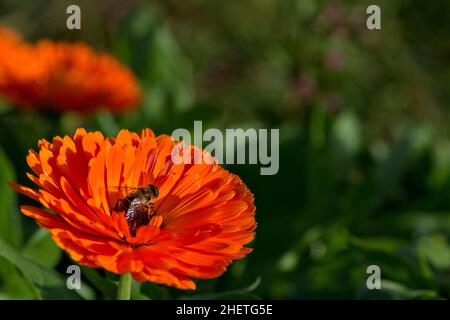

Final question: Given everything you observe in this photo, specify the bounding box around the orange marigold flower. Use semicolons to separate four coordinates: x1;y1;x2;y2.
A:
0;26;24;87
0;26;22;49
0;26;140;113
8;128;256;290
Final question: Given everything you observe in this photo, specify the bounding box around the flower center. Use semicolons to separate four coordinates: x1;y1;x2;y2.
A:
112;185;159;236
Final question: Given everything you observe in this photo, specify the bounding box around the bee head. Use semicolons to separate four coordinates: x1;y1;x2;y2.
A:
145;184;159;200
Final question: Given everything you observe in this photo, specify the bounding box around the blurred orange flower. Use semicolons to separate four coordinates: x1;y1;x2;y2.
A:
0;26;24;90
8;128;256;289
0;26;140;113
0;26;22;50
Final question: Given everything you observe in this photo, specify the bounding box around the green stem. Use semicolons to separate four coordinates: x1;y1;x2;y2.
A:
117;273;132;300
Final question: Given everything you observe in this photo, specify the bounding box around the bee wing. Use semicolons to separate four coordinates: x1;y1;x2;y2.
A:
102;186;139;208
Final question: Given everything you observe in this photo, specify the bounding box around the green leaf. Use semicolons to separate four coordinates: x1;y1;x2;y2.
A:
211;293;261;300
350;235;407;255
184;278;262;300
130;279;152;300
0;257;41;299
22;228;62;268
356;280;442;300
76;280;96;301
141;282;170;300
0;147;22;248
114;4;194;124
0;237;82;299
80;267;117;300
418;234;450;271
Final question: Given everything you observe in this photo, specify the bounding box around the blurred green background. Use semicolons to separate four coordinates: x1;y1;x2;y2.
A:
1;0;450;299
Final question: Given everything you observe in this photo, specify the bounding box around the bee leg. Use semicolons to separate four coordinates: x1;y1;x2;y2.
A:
114;198;128;212
146;202;156;218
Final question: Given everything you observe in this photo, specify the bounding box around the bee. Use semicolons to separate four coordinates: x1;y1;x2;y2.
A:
111;184;159;236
